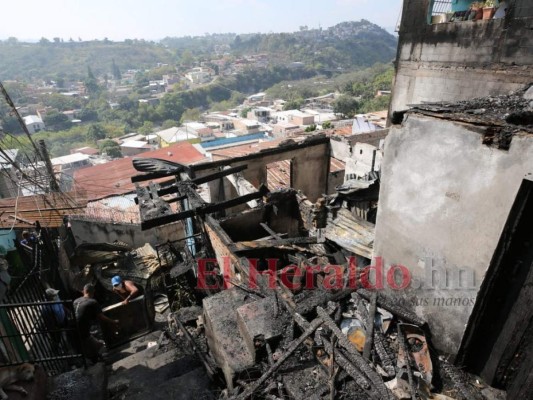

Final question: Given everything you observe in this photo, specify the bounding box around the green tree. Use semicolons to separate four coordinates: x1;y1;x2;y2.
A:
322;121;333;129
85;66;100;94
333;95;359;118
77;108;98;122
43;110;71;131
1;115;24;134
180;108;202;123
99;140;122;158
179;49;194;67
111;59;122;80
138;121;154;134
86;124;106;142
240;107;252;118
305;124;317;132
283;99;303;111
162;119;178;129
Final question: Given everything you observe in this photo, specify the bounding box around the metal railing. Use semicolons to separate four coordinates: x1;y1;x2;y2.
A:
0;299;85;375
3;238;86;375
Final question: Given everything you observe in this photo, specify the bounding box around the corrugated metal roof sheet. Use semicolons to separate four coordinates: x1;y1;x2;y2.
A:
0;192;88;229
73;142;207;201
265;158;345;190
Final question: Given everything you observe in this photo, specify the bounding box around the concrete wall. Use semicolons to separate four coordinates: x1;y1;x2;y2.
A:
373;113;533;355
200;137;330;203
70;218;186;248
391;0;533;113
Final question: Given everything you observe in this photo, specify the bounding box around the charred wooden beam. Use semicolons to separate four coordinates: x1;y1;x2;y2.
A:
193;164;248;185
231;316;324;400
321;336;373;393
259;223;283;240
141;184;269;230
397;325;417;400
135;165;249;199
316;306;394;400
363;292;377;360
166;195;188;204
232;237;318;251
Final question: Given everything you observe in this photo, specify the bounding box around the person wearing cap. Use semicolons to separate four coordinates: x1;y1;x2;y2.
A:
111;276;140;305
20;231;37;247
74;283;118;363
42;288;69;348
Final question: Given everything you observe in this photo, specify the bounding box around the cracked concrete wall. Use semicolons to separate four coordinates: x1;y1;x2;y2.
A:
373;114;533;355
391;0;533;113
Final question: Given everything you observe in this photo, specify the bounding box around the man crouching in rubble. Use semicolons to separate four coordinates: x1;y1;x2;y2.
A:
111;275;141;305
74;283;119;363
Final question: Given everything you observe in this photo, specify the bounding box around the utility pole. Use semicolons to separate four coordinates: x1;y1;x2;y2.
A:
38;140;60;192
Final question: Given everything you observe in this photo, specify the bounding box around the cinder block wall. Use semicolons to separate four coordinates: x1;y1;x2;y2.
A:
390;0;533;113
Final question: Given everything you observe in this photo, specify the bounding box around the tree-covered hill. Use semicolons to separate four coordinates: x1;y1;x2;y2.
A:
231;20;397;69
162;20;398;70
0;39;174;81
0;20;397;82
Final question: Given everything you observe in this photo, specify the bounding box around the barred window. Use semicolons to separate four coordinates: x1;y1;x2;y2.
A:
428;0;476;24
431;0;453;17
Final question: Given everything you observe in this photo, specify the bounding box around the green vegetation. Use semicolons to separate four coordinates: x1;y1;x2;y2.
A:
267;63;394;116
99;139;122;158
230;21;397;71
0;39;174;81
0;21;396;157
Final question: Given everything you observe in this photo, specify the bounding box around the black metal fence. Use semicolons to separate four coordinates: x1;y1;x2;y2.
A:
1;230;85;375
0;297;85;375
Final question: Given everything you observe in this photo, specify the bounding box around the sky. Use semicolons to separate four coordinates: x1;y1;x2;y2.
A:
0;0;402;42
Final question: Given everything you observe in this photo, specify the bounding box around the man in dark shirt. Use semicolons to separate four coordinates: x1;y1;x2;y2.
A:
74;283;118;362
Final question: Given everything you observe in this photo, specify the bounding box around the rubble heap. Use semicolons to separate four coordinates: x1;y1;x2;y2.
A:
172;287;505;400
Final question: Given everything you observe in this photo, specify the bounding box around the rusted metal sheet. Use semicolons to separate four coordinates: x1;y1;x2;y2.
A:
325;208;374;259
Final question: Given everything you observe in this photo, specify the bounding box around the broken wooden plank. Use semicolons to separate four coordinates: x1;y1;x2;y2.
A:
397;324;417;400
232;237;318;251
296;312;377;399
363;292;377;360
232;316;324;400
321;336;375;396
259;223;283;240
234;318;322;400
316;306;394;400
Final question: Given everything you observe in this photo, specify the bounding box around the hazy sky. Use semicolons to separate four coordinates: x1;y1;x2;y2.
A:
0;0;402;42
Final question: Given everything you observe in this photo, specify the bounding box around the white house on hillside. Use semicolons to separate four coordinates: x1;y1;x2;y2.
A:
23;115;45;134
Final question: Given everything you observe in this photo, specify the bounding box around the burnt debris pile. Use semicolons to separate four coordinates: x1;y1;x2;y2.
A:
170;288;504;400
